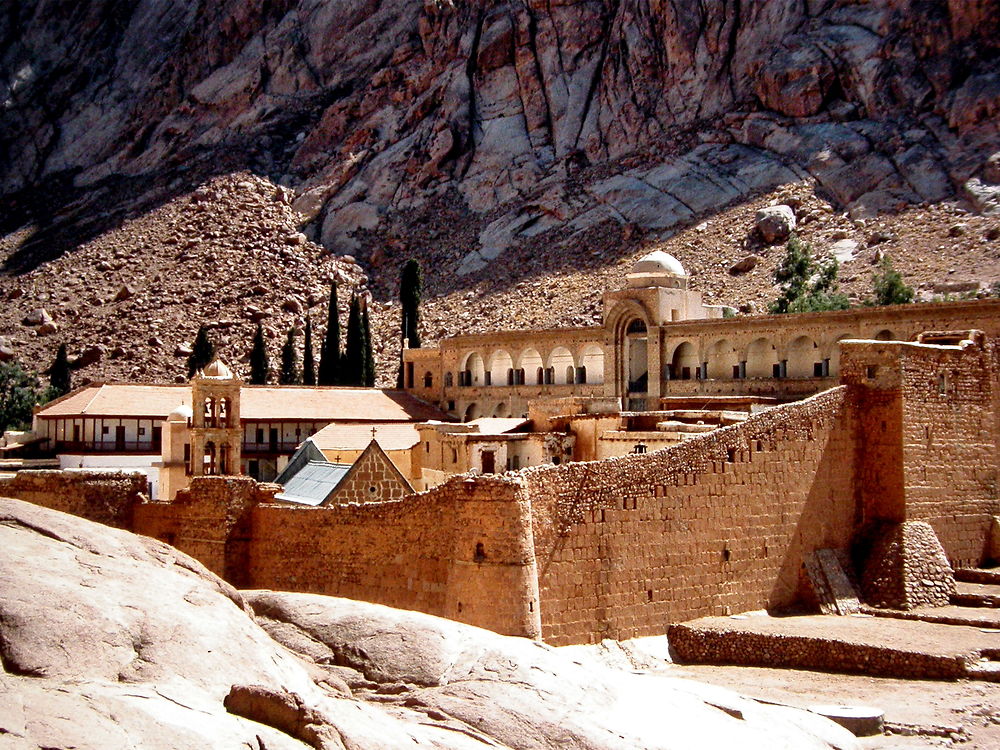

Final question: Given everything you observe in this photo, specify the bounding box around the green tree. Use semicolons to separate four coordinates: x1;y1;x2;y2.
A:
249;324;270;385
770;235;850;314
344;293;364;386
302;317;316;386
49;343;71;398
871;255;914;306
0;360;43;431
397;258;422;386
279;327;300;385
362;302;375;387
318;281;342;385
187;325;216;377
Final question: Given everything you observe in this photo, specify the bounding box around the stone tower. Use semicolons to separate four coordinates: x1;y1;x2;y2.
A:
190;359;242;478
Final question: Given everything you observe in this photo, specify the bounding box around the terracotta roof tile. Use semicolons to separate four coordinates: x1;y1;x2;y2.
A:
37;383;448;423
311;422;421;453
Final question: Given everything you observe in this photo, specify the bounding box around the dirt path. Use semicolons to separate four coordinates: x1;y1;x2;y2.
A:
665;663;1000;749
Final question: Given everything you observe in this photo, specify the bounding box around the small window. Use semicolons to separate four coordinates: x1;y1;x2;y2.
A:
138;427;146;436
425;441;430;453
444;372;454;388
937;373;948;394
102;426;110;435
474;543;486;562
866;365;878;379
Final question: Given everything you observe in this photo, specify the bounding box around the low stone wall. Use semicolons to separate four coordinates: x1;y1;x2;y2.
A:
0;470;146;528
668;622;969;681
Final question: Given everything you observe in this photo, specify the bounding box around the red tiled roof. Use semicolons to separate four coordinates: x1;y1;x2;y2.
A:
37;383;448;423
310;422;421;453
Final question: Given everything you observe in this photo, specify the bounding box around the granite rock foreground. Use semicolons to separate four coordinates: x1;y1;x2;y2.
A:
0;497;857;749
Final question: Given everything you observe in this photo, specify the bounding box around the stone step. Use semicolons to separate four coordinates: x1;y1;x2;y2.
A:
955;568;1000;585
951;592;1000;608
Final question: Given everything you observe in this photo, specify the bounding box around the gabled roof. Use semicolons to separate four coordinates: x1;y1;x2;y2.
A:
274;461;351;506
36;383;448;423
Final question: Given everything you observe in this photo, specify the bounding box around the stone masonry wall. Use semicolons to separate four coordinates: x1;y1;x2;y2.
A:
328;444;412;505
899;340;999;567
134;476;279;586
0;470;146;528
248;475;542;638
522;387;856;646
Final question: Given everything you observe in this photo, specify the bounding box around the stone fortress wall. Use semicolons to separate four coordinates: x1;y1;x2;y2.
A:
5;330;998;645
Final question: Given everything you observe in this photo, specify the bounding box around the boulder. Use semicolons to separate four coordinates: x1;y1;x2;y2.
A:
963;178;1000;216
729;255;761;274
756;205;797;244
21;308;52;327
70;345;103;369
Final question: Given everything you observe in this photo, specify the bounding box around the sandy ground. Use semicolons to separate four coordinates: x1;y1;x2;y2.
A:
564;618;1000;749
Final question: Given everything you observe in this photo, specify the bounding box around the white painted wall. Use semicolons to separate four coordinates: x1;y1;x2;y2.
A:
58;454;159;499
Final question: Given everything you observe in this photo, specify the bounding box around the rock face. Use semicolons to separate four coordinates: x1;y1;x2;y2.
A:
1;0;998;276
0;497;858;749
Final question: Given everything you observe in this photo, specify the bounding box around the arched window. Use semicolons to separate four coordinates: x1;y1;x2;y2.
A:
203;441;217;475
219;398;231;428
204;398;216;428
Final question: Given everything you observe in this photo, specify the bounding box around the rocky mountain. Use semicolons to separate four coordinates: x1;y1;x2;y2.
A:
0;497;859;749
0;0;999;384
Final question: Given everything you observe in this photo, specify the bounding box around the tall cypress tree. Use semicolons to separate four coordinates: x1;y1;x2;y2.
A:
361;301;375;387
302;317;316;386
397;258;422;386
49;343;71;397
344;293;364;386
187;325;215;377
318;281;342;385
249;324;270;385
279;327;300;385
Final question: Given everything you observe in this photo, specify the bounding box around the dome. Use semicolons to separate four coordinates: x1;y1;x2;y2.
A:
200;359;234;379
167;404;192;422
631;250;686;277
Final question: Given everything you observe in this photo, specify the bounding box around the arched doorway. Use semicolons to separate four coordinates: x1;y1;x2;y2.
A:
706;339;738;380
787;335;819;378
746;338;775;378
579;344;604;385
625;319;648;392
670;341;699;381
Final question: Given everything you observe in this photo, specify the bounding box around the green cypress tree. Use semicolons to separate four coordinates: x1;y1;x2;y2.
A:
302;317;316;386
249;324;270;385
397;258;422;386
344;293;364;386
49;343;71;397
361;301;375;387
318;281;342;385
187;325;216;377
279;327;300;385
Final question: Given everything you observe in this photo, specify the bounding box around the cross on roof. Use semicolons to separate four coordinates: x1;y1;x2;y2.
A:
371;426;378;439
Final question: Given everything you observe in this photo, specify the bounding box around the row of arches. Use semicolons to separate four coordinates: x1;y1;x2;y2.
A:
663;329;897;383
453;345;605;388
201;397;233;428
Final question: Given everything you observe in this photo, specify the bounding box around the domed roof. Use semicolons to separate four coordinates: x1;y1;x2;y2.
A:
631;250;686;277
200;359;234;379
167;404;193;422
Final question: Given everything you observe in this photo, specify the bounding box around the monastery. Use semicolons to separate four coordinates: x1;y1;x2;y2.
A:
9;251;999;645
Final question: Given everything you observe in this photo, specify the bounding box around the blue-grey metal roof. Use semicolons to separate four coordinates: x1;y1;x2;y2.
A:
275;439;327;484
275;460;351;506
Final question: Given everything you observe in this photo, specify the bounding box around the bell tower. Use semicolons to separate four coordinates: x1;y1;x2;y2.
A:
190;359;242;477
